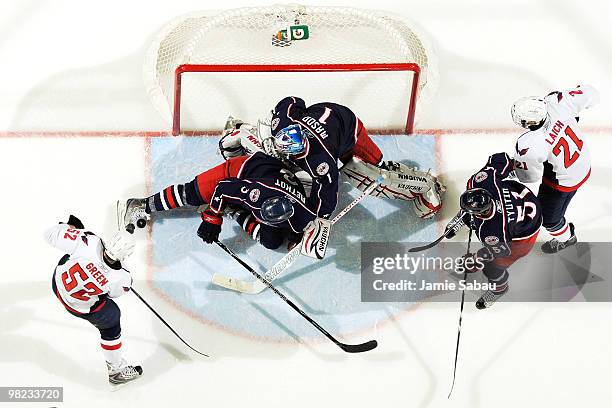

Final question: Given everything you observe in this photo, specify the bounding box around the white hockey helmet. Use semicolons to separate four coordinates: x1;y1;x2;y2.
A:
511;96;547;129
104;231;135;263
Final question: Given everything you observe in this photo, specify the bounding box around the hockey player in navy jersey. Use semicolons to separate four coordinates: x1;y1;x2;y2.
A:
448;153;542;309
118;152;317;250
218;97;445;220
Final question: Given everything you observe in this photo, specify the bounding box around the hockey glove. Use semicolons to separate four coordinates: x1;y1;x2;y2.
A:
198;211;223;244
66;214;85;229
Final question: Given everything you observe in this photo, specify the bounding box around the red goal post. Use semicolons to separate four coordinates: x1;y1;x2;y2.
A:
172;63;421;135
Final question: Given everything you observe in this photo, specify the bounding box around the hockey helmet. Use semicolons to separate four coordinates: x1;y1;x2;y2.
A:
511;96;547;130
460;188;493;216
260;196;295;225
273;124;307;157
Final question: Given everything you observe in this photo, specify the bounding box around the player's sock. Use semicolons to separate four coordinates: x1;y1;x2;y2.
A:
147;184;188;213
548;220;572;242
491;271;509;293
100;337;123;366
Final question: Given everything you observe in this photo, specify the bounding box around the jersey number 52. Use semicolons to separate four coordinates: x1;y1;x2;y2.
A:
61;263;103;302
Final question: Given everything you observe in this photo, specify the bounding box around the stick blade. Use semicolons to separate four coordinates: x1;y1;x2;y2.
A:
211;273;266;294
408;236;444;253
339;339;378;353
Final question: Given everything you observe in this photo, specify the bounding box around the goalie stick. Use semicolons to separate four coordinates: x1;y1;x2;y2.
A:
212;175;386;294
215;240;378;353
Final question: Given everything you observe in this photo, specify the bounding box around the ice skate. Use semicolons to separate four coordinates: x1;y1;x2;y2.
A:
541;223;577;254
106;359;143;387
476;287;508;310
117;198;150;233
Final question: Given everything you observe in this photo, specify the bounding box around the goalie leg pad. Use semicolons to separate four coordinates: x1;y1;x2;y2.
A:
341;157;438;196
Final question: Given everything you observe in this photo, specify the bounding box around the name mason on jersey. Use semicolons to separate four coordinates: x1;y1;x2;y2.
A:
301;116;329;139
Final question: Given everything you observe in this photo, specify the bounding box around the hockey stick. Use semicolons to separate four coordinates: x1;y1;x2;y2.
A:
447;224;473;398
211;175;386;294
215;240;377;353
408;211;466;253
130;286;210;357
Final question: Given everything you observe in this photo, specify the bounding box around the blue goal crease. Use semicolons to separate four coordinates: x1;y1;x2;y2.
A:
148;134;438;340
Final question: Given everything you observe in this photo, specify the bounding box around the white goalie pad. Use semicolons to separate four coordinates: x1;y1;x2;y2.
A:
300;218;332;259
341;157;444;218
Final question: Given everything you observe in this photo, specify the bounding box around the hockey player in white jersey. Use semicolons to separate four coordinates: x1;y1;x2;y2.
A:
511;84;600;253
44;215;142;386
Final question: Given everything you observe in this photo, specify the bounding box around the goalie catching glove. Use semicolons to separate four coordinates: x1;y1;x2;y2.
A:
218;116;266;160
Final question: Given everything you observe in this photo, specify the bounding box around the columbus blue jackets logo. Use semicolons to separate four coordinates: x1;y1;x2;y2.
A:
316;162;329;176
474;171;488;183
249;189;261;202
484;236;499;245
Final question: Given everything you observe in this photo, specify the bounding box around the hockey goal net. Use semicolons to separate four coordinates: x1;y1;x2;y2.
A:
144;5;438;135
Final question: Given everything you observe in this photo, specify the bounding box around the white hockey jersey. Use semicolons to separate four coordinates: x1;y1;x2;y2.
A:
513;85;600;191
45;224;132;314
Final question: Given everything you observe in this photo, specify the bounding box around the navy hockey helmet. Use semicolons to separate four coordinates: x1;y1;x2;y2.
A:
460;188;493;216
260;196;295;225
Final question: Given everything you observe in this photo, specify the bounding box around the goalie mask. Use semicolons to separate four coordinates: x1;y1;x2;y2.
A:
260;196;295;225
460;188;493;217
511;96;548;130
273;124;307;157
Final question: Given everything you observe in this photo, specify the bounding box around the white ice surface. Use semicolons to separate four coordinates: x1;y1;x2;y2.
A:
0;1;611;407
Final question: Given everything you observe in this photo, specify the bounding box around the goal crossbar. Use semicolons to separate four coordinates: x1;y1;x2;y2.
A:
172;63;421;135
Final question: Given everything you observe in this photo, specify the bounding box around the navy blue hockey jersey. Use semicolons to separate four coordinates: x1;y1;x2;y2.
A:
466;153;543;261
208;152;316;233
271;97;362;218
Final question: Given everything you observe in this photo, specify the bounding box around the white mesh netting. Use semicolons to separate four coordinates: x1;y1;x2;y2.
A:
144;5;438;133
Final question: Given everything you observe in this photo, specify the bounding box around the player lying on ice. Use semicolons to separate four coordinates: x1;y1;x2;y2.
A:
446;153;543;309
44;215;142;386
510;84;599;253
218;96;446;219
118;152;320;250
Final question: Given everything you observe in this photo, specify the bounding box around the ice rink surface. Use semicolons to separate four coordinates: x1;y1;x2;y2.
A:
1;1;611;407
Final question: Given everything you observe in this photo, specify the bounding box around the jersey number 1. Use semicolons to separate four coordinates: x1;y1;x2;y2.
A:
61;263;103;302
553;126;583;168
